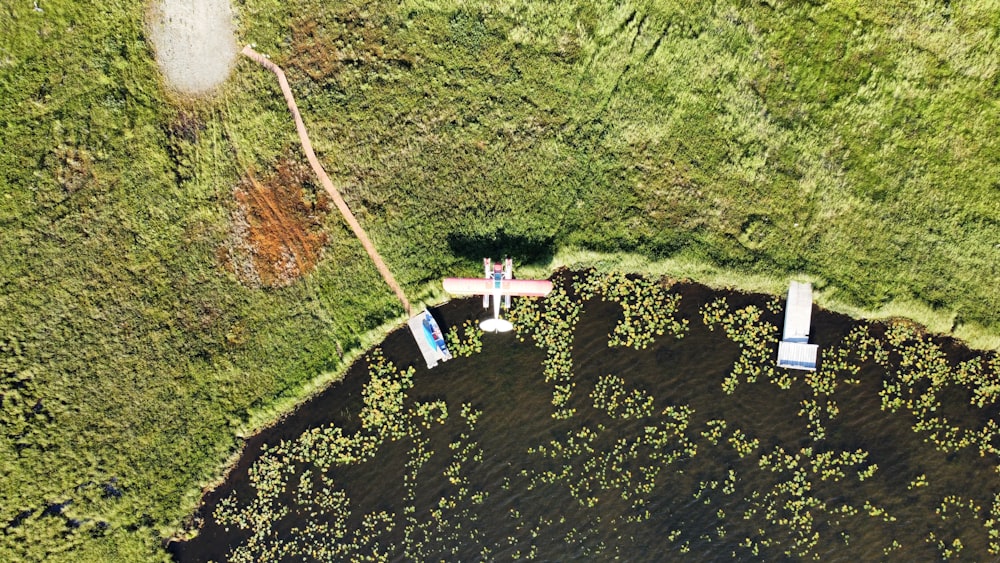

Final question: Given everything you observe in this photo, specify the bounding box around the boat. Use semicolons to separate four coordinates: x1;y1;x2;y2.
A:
421;310;452;362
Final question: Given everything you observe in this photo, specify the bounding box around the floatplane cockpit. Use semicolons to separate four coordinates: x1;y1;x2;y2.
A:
442;258;553;332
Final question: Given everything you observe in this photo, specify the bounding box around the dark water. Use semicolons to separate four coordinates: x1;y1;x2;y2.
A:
169;274;999;562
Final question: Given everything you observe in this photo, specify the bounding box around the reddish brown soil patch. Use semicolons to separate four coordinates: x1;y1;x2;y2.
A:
222;160;329;287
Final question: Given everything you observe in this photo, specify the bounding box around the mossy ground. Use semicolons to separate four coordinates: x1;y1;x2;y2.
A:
1;0;998;559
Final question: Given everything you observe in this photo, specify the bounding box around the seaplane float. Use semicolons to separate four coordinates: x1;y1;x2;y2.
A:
443;258;553;332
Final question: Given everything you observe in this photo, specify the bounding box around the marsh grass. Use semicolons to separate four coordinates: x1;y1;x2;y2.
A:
2;0;999;558
550;247;1000;351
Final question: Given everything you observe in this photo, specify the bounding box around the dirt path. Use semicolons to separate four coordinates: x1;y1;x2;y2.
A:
147;0;238;94
240;46;412;316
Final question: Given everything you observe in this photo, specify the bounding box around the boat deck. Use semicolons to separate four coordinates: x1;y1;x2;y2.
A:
407;313;448;369
777;281;819;371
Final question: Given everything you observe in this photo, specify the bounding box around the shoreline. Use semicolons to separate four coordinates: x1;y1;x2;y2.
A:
165;265;996;556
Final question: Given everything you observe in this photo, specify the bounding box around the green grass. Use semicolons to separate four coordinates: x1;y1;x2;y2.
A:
544;246;1000;350
1;0;998;559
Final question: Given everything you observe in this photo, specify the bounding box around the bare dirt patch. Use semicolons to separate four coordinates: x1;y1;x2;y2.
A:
147;0;238;95
221;160;330;287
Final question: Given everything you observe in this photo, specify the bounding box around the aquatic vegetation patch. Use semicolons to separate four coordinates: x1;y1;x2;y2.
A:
701;297;787;393
592;374;655;419
746;443;888;559
878;324;1000;456
797;326;871;441
444;319;483;357
508;273;583;418
574;269;689;349
190;276;1000;561
507;269;688;419
528;401;697;513
214;351;459;560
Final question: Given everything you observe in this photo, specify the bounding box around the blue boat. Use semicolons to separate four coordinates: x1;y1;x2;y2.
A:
421;311;452;362
407;309;454;368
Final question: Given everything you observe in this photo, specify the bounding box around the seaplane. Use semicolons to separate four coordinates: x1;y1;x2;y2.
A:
442;258;553;332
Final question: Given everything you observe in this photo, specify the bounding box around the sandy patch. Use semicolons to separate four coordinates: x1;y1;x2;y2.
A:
147;0;238;95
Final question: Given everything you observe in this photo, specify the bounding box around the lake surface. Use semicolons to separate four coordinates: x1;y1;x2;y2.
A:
169;271;999;561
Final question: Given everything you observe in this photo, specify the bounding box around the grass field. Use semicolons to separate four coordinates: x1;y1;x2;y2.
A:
1;0;998;559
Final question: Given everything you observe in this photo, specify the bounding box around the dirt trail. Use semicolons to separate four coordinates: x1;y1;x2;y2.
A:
240;45;412;316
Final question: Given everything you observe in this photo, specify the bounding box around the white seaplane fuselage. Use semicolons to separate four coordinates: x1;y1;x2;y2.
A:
442;258;553;332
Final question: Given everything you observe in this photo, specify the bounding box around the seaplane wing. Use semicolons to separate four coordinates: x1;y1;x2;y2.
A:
443;258;553;333
442;278;553;297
